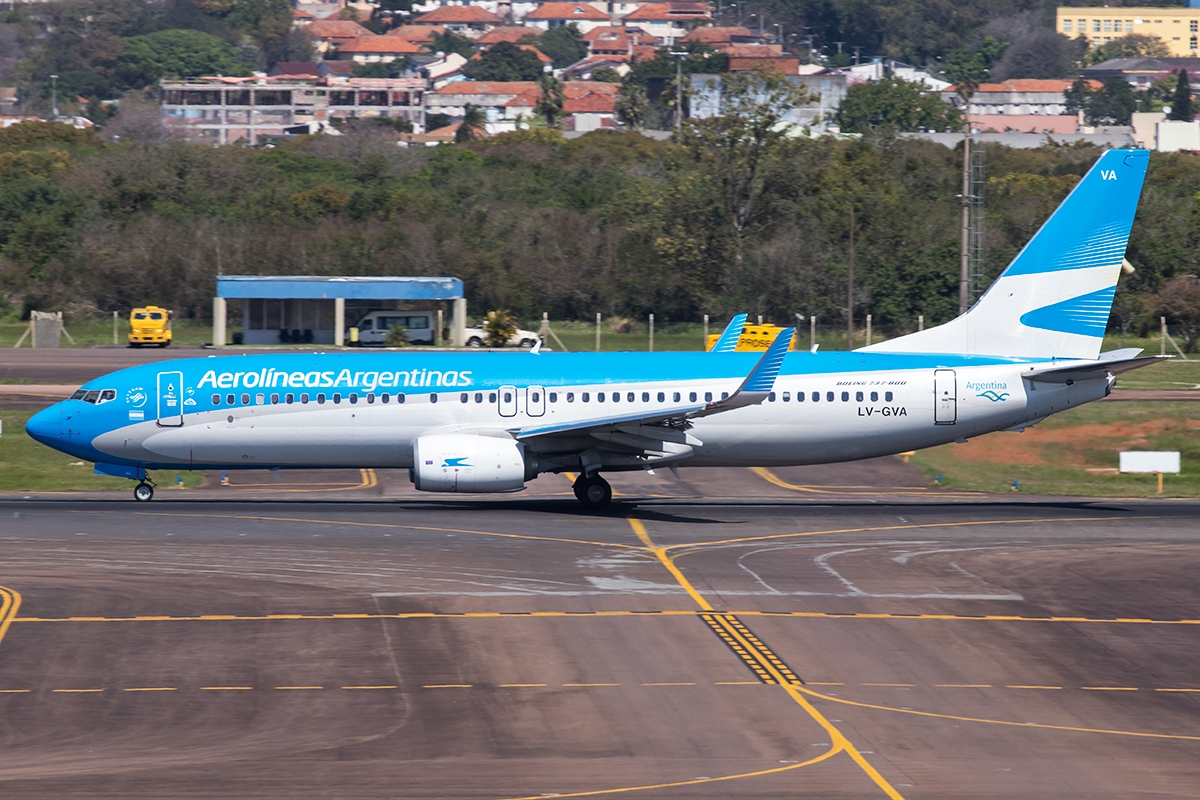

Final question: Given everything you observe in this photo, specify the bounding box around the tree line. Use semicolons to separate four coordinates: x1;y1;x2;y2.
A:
1;117;1199;344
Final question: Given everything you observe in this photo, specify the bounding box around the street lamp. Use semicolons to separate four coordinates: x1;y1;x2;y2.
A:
773;23;783;44
669;50;687;133
49;74;58;119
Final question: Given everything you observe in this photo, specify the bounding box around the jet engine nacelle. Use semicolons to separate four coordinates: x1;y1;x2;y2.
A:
411;433;527;493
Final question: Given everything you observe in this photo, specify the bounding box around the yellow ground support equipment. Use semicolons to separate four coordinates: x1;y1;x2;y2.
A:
706;324;798;352
129;306;173;348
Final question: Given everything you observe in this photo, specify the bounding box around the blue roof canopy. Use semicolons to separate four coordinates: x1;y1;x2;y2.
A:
216;276;463;301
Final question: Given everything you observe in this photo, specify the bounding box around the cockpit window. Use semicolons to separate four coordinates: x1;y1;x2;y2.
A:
82;391;101;404
70;389;87;400
98;389;116;403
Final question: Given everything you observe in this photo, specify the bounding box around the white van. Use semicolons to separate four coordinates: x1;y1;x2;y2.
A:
353;310;435;345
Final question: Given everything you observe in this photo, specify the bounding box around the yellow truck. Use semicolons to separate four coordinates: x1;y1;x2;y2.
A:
705;323;798;352
128;306;172;348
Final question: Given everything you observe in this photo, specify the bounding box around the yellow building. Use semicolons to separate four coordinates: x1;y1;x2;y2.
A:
1056;6;1200;56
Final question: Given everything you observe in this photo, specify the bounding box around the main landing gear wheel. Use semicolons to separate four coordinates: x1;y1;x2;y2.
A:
573;474;612;510
133;483;154;502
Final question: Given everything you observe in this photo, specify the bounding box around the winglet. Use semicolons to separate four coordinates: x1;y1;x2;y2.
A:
693;327;794;417
709;314;748;353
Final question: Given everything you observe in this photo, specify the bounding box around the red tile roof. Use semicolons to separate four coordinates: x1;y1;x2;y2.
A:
564;87;618;113
721;44;783;57
728;56;798;73
681;25;753;43
622;2;711;22
386;25;445;43
336;36;422;54
308;20;374;40
967;79;1102;93
293;9;316;20
525;2;609;21
476;26;541;44
433;81;541;95
414;6;504;24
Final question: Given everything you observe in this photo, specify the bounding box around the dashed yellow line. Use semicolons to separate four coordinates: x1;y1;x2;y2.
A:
499;683;547;688
562;683;618;687
123;687;176;692
200;686;252;691
52;689;103;693
275;686;323;690
421;684;470;689
1007;685;1063;690
343;685;399;690
641;682;695;686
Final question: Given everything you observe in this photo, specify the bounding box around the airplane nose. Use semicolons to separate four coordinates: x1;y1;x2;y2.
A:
25;405;66;448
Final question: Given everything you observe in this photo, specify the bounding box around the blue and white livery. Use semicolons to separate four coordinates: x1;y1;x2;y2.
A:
26;150;1159;508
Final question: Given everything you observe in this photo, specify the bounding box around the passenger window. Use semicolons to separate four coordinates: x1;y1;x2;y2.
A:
782;392;790;402
532;392;540;403
256;393;265;405
704;391;712;402
475;392;483;403
797;392;805;402
461;393;469;403
226;394;235;405
657;392;664;402
212;394;221;404
582;392;590;402
397;393;405;403
672;392;680;402
689;392;697;402
826;392;834;402
489;392;497;403
271;393;280;404
885;391;894;402
382;394;390;404
301;393;309;404
241;393;250;405
841;392;849;402
430;394;438;403
317;393;325;404
349;393;357;404
549;392;557;402
612;392;619;403
598;392;605;402
367;393;375;404
286;393;294;404
721;392;729;400
812;392;820;402
870;391;878;402
567;392;575;402
856;391;863;402
769;392;776;402
332;393;340;404
503;391;512;403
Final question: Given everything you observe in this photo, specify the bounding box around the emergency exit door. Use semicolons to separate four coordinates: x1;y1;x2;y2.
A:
934;369;957;425
157;371;184;427
526;386;546;417
498;385;517;417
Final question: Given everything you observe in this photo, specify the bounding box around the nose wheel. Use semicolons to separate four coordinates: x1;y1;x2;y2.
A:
573;474;612;510
133;482;154;502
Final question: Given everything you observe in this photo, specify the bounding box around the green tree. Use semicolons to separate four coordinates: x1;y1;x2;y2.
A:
616;82;648;129
428;29;475;59
1063;78;1092;115
1083;33;1170;66
455;104;487;142
463;41;545;82
537;23;587;69
591;66;622;84
352;62;390;79
483;310;517;347
942;36;1008;86
383;323;410;346
115;29;249;89
1169;69;1194;121
1157;274;1200;352
683;70;812;239
836;76;963;134
536;74;565;128
1086;77;1137;125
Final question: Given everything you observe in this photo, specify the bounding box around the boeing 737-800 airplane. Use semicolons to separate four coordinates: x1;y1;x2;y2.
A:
26;149;1159;508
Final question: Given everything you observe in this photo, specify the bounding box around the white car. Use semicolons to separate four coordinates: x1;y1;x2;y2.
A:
462;325;541;348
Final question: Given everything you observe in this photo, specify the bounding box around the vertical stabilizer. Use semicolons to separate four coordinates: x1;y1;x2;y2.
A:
862;149;1150;360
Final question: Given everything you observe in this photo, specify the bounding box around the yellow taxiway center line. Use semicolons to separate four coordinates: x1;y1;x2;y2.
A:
562;683;619;687
500;684;547;688
200;686;253;691
799;685;1200;742
123;687;176;692
52;689;103;693
1007;685;1063;690
343;685;399;690
0;689;31;693
421;684;470;689
276;686;324;690
627;517;906;800
750;466;941;496
497;746;841;800
0;585;22;655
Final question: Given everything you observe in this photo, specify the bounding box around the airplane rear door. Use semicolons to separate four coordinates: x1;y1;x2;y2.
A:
498;385;517;417
934;369;957;425
526;386;546;417
157;370;184;427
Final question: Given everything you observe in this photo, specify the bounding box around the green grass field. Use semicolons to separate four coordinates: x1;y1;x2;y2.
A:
0;317;216;348
0;410;204;492
911;401;1200;497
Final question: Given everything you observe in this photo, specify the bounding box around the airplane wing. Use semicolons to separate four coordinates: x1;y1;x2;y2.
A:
709;314;748;353
516;327;795;442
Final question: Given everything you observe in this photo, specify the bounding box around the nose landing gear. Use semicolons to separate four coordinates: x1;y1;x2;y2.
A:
572;474;612;510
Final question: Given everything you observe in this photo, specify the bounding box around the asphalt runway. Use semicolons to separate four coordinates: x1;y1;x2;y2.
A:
2;465;1200;799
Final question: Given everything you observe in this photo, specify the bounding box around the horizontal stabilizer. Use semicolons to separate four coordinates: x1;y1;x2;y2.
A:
1023;354;1167;383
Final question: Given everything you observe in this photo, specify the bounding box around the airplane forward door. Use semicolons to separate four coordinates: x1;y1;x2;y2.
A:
526;386;546;417
498;385;517;417
934;369;957;425
157;370;184;427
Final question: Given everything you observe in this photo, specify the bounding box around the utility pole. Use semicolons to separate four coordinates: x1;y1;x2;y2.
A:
959;125;971;316
50;74;58;119
852;46;862;65
669;51;687;133
847;205;855;351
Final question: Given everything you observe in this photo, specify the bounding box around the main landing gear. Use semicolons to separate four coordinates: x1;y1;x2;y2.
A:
573;474;612;510
133;481;155;502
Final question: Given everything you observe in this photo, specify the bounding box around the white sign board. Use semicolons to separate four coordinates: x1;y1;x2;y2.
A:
1119;451;1181;474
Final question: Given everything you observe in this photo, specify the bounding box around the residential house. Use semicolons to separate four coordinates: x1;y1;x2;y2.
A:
412;6;506;37
941;79;1101;117
425;79;617;132
1081;56;1200;89
679;25;760;48
690;72;847;130
562;80;619;130
335;35;423;63
620;2;711;45
269;63;324;77
307;19;374;56
386;25;445;47
524;2;611;33
723;44;798;74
